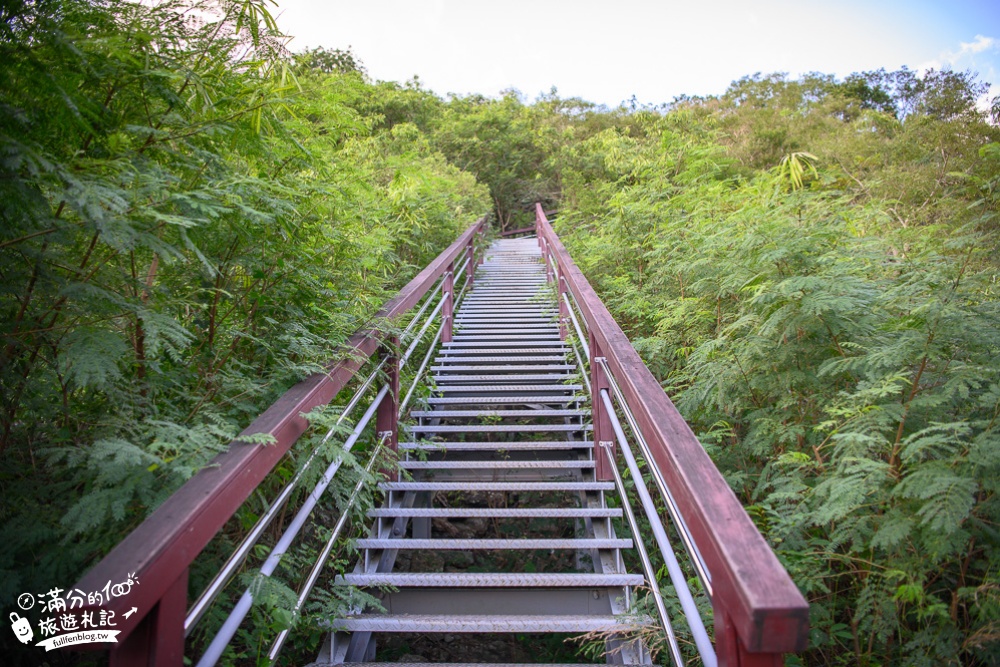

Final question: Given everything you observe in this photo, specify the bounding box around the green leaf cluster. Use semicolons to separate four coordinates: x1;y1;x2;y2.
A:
552;70;1000;665
0;4;486;661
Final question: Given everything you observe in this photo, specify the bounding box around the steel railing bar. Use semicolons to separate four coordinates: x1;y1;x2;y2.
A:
601;389;717;667
563;290;591;360
600;440;685;667
400;292;448;367
454;270;473;304
401;276;446;342
267;435;388;664
398;320;445;415
598;359;713;596
453;255;471;286
566;333;592;396
195;385;390;667
184;357;388;634
560;273;589;338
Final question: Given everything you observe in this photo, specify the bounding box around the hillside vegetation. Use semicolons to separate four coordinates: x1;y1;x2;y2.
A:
2;1;999;665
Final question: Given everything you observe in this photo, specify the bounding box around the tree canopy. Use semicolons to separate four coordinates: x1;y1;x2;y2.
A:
2;2;999;665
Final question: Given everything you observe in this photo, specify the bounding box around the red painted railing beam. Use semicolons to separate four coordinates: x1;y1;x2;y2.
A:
442;263;455;343
500;225;535;237
68;217;487;663
376;336;400;482
535;204;808;660
589;335;615;482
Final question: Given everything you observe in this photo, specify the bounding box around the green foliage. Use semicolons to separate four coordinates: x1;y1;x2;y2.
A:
0;2;486;662
553;68;1000;665
3;4;998;664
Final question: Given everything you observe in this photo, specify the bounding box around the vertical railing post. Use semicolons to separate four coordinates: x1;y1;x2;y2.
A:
543;239;554;283
376;336;400;481
465;241;475;288
590;334;614;481
110;568;188;667
476;225;486;271
442;264;454;343
714;601;784;667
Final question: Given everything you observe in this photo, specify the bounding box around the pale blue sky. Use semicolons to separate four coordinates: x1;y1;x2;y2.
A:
272;0;1000;107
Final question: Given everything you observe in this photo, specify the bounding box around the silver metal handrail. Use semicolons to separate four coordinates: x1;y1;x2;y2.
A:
562;288;591;360
598;358;713;597
195;385;389;667
601;389;717;667
185;356;388;634
453;255;471;286
401;276;446;342
401;291;448;367
399;320;445;415
600;441;685;667
267;434;388;663
186;267;457;634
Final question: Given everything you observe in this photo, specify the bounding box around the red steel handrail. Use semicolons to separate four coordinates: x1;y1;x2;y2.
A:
535;204;808;665
69;216;487;665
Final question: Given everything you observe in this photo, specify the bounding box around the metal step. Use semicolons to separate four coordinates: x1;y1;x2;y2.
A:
433;356;568;363
337;573;644;587
398;460;594;470
455;304;559;318
331;614;633;633
442;341;567;347
455;325;559;331
454;321;557;327
400;440;593;452
432;374;577;383
338;664;615;666
432;384;582;392
423;396;579;405
355;538;631;550
379;481;611;492
450;340;563;346
437;349;568;355
410;409;589;418
407;424;592;433
457;308;554;312
367;507;622;519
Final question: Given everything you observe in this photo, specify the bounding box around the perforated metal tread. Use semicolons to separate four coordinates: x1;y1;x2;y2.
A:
337;663;621;666
432;384;583;392
429;365;575;372
408;424;592;433
432;374;578;383
410;409;589;418
399;440;594;451
330;614;643;633
379;481;612;492
337;573;645;587
355;538;632;550
436;348;569;354
367;507;622;518
423;396;580;404
409;423;593;433
397;460;594;470
433;356;568;363
442;341;567;347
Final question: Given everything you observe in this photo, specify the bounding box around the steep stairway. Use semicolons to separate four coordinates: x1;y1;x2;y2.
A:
323;238;650;664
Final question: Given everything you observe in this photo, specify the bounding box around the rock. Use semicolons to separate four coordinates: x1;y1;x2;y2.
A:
443;549;474;568
396;654;427;663
431;517;461;536
409;549;445;571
